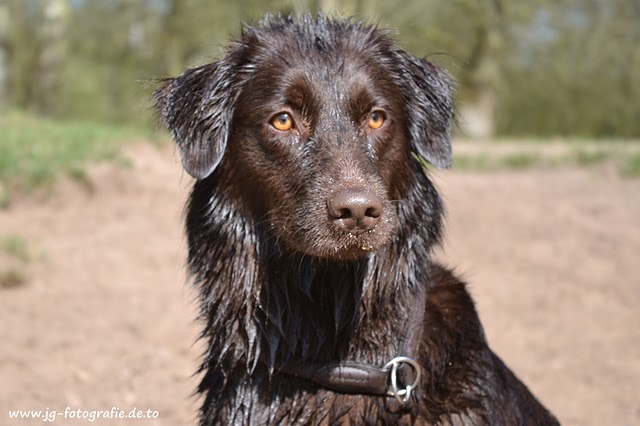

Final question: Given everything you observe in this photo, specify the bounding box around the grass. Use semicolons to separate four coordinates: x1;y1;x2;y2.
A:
572;149;611;166
620;153;640;177
0;269;27;288
0;109;162;205
453;153;548;171
453;140;640;176
0;235;30;262
498;152;544;169
0;234;30;288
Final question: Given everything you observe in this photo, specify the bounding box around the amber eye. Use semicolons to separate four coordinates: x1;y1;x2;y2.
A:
368;111;385;129
271;112;294;131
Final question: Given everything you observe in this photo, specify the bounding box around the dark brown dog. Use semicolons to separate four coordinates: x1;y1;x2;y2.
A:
155;14;559;425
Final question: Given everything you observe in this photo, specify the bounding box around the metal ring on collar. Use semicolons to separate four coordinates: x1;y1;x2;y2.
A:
383;356;422;405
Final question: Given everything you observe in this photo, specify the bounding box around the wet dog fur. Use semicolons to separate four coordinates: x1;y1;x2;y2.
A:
155;14;559;425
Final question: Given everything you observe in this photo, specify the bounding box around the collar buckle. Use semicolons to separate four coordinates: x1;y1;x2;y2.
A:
383;356;422;405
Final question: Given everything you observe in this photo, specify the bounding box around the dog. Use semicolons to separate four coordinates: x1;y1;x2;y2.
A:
155;14;559;425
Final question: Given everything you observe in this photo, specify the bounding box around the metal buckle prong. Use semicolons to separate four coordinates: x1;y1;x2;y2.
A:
383;356;422;405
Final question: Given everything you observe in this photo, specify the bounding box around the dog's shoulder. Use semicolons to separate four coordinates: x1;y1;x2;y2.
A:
421;263;560;425
421;262;488;389
424;263;483;337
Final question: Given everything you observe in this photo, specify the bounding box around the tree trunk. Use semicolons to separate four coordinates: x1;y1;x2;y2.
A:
458;0;504;140
0;2;8;108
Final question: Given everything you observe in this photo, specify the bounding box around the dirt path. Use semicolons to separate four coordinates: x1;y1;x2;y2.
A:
1;143;638;425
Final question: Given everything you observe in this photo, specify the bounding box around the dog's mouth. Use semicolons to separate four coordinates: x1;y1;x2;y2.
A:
290;226;394;261
270;202;397;261
326;224;395;260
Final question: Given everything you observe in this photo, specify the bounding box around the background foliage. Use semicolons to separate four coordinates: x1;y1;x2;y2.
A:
0;0;638;138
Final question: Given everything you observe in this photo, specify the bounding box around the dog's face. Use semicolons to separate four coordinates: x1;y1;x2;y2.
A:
156;16;453;261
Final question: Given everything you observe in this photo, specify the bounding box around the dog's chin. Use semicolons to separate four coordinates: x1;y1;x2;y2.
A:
283;229;395;262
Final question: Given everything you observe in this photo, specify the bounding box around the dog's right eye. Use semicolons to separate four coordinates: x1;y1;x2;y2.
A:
368;111;386;130
271;113;294;132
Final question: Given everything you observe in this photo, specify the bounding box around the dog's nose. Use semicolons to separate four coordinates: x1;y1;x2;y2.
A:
327;188;382;233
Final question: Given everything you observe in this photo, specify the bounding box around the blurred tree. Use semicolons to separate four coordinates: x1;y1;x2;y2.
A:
0;0;68;114
497;0;640;137
374;0;640;138
1;0;637;137
3;0;44;111
37;0;69;115
0;1;7;108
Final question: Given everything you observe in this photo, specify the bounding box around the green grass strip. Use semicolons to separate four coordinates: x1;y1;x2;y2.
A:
0;110;160;205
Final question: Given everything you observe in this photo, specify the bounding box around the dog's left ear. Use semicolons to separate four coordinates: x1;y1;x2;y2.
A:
396;52;454;169
154;47;250;179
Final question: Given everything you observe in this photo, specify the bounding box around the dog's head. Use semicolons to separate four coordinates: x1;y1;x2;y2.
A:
156;15;453;260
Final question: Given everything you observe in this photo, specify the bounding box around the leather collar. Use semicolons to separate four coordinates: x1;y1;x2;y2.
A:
278;356;422;404
275;283;427;405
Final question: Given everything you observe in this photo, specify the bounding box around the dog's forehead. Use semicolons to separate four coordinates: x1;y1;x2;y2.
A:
247;37;394;104
248;22;391;74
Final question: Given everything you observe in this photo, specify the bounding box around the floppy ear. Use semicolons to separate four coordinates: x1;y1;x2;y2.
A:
395;52;454;169
154;48;250;179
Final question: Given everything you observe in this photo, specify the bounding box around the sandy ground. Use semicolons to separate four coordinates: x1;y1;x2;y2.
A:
0;143;638;425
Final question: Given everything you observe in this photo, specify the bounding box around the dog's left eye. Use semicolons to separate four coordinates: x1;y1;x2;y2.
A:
368;111;386;129
271;113;294;131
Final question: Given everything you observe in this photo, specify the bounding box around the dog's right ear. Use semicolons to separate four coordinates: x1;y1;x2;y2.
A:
154;50;249;179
